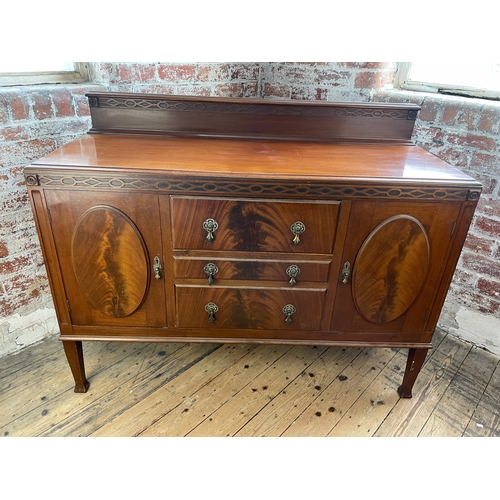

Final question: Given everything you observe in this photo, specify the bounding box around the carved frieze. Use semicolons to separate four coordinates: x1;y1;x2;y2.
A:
30;172;470;201
90;95;415;120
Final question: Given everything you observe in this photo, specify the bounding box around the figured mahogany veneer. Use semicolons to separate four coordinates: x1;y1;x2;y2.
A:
175;287;326;330
170;197;339;253
71;206;150;318
352;215;430;324
25;93;482;399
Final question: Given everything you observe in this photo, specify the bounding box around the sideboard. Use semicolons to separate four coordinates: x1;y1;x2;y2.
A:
25;92;482;398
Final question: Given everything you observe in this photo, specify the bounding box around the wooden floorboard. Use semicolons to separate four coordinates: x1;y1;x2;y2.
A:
1;329;499;437
41;343;218;437
93;343;259;437
460;351;500;437
418;344;499;437
374;331;472;437
282;347;396;436
236;346;362;437
138;344;293;437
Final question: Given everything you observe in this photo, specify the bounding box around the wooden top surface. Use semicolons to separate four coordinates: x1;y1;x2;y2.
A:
31;133;479;187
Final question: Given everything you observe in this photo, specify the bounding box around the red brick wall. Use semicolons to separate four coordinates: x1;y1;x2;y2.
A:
1;62;498;355
87;62;397;101
260;62;396;101
0;83;105;353
372;89;500;327
89;62;262;97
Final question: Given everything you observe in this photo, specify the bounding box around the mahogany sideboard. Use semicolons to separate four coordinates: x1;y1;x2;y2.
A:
25;92;482;397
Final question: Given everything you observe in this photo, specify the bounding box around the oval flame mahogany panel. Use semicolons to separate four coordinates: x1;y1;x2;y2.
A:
352;215;430;324
71;206;149;318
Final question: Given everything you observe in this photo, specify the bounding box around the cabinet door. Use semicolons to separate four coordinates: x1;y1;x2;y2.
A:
331;200;461;337
44;190;167;328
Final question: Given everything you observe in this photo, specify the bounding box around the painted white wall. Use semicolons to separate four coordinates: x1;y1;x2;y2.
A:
440;299;500;356
0;306;58;357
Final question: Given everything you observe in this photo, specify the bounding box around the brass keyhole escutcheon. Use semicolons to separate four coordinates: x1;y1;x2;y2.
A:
286;265;301;286
341;261;351;284
203;218;219;243
153;256;162;280
204;263;219;285
282;304;296;324
205;302;219;323
290;221;305;246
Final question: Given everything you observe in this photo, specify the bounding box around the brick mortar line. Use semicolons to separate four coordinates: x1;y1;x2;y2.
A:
415;125;500;145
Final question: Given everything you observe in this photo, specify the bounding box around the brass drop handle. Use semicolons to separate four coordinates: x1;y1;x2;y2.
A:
341;261;351;284
286;265;301;286
290;221;305;246
204;263;219;285
205;302;219;323
203;218;219;243
282;304;296;324
153;256;162;280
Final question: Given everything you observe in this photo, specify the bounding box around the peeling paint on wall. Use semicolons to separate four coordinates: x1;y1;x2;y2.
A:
0;306;58;357
451;306;500;355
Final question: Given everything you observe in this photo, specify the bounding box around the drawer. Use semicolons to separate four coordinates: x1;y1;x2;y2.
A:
175;286;326;330
174;258;330;285
170;197;340;254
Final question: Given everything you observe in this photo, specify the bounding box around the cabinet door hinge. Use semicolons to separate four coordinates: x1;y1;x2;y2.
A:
67;300;71;313
47;207;52;225
450;221;457;237
423;309;429;323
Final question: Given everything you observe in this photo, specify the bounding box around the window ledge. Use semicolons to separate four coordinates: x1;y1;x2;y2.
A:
372;87;500;109
0;63;91;87
400;84;500;101
0;72;93;87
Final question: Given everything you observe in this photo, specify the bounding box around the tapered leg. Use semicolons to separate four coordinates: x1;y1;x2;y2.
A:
62;340;90;393
397;348;428;399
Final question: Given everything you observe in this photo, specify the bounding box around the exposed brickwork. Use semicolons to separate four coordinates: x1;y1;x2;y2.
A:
463;233;497;255
449;282;500;315
159;63;197;82
475;215;500;237
1;88;30;121
259;62;396;101
478;197;500;217
354;70;394;89
0;240;8;258
0;98;9;124
2;62;498;356
477;277;500;300
372;88;500;321
115;63;156;83
338;62;393;69
0;82;105;355
52;88;76;118
87;62;397;102
441;99;463;125
86;63;397;102
91;62;262;98
478;106;500;134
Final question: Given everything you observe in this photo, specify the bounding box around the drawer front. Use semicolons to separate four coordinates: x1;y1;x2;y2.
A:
170;197;340;254
174;258;330;284
175;287;326;330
